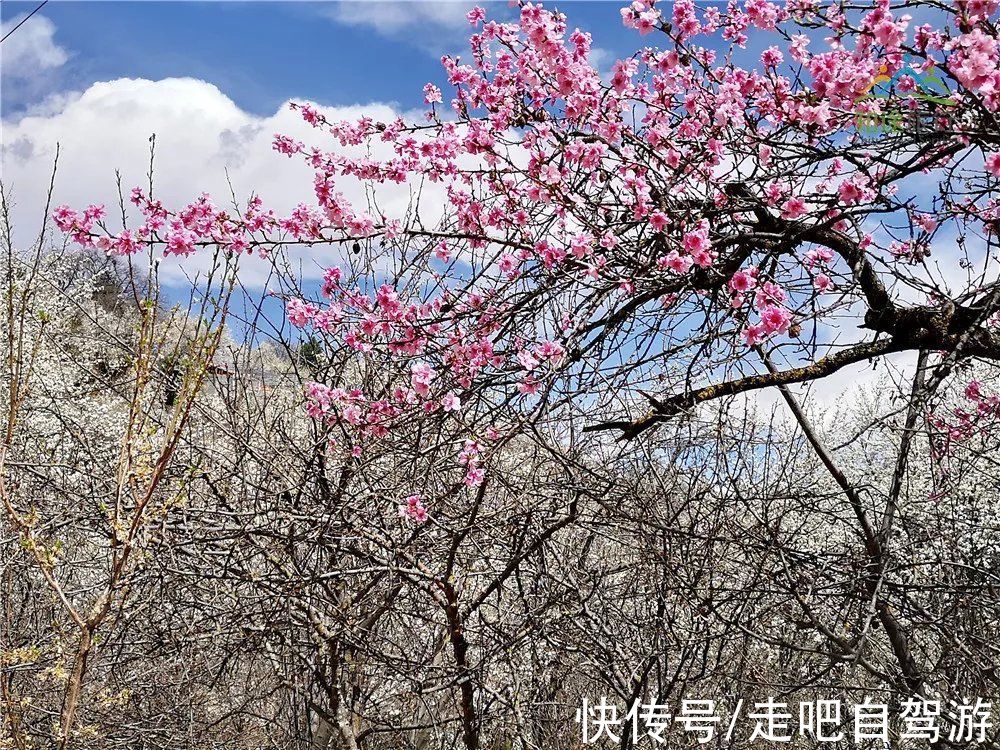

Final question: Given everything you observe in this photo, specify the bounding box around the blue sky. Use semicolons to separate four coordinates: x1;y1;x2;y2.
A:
1;1;637;119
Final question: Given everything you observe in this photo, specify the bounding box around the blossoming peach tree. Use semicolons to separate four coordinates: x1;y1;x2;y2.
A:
54;0;1000;514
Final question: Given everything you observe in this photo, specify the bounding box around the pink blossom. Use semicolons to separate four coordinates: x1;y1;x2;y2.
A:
411;362;436;397
870;15;908;48
760;304;792;334
690;249;714;268
441;392;462;412
761;47;783;68
341;404;363;425
587;255;607;279
499;253;520;278
682;224;714;266
837;178;867;205
914;213;938;233
466;6;486;26
804;248;834;267
947;29;1000;101
659;251;693;275
399;494;428;524
464;466;486;487
165;226;197;257
569;233;593;259
789;34;810;62
48;0;1000;474
321;267;343;297
781;197;807;219
52;205;80;232
755;282;787;309
458;439;485;486
84;204;106;224
111;230;142;255
273;135;303;156
986;154;1000;177
299;104;321;126
534;340;565;365
742;324;767;346
375;284;404;320
966;380;983;401
518;377;540;395
728;270;756;294
423;84;443;105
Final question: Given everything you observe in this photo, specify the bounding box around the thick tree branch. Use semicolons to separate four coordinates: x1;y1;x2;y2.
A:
585;338;901;438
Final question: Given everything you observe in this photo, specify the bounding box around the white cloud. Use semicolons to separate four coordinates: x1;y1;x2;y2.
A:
1;77;441;287
587;47;615;75
319;1;510;57
327;1;472;34
0;14;67;80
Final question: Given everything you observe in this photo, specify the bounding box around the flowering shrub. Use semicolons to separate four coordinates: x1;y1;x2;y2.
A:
54;0;1000;484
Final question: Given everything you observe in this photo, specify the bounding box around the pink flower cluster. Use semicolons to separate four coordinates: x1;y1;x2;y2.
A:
55;190;279;258
53;204;110;249
293;281;488;419
50;0;1000;490
947;29;1000;110
740;279;794;346
304;381;402;440
457;439;485;488
399;494;429;524
930;379;1000;465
